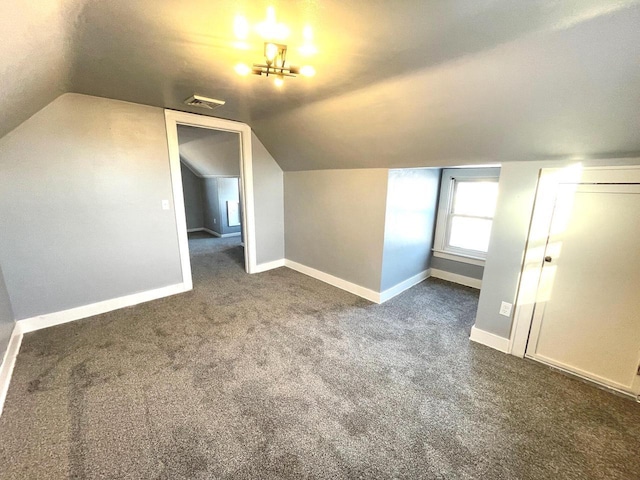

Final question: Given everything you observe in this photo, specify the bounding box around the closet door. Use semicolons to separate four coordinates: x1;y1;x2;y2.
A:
526;183;640;397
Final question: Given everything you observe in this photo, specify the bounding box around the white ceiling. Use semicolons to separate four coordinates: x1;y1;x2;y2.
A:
2;0;639;170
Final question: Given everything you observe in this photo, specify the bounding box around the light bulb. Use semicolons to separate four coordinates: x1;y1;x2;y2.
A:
265;42;278;63
233;15;249;40
300;65;316;77
274;76;284;87
234;63;251;76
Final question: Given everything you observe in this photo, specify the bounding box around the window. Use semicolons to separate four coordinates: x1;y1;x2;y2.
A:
433;167;500;265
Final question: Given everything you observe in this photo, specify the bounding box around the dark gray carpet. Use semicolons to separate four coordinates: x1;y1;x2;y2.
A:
0;232;638;479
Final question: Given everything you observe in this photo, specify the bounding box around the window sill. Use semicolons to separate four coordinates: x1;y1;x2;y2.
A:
432;249;486;267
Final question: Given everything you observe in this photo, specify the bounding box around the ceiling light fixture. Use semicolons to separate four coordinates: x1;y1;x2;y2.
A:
233;6;317;87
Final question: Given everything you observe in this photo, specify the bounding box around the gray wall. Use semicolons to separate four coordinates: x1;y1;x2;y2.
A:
201;177;241;236
180;162;204;230
430;257;484;280
284;169;389;291
380;169;440;291
475;157;640;338
216;177;241;235
202;178;221;234
0;93;183;320
0;264;15;363
252;132;285;265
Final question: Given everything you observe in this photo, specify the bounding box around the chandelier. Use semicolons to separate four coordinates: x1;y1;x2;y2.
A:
233;7;316;87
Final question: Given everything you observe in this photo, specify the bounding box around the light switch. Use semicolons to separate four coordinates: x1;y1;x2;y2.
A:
499;301;512;317
161;199;170;210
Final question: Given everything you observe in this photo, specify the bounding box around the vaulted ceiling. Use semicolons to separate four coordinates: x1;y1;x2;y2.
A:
2;0;639;170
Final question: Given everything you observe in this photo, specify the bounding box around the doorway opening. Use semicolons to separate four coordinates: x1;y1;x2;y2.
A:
178;125;243;268
165;110;257;291
178;125;242;237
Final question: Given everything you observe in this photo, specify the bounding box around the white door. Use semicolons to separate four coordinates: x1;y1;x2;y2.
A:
526;182;640;397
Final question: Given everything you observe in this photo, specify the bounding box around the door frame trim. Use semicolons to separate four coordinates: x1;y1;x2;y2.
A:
164;110;257;281
509;164;640;358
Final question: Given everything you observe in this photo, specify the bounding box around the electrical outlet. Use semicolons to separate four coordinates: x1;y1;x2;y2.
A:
213;218;216;224
161;199;170;210
499;301;512;317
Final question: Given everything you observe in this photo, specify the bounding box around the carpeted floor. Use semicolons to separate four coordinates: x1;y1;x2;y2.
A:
0;232;638;479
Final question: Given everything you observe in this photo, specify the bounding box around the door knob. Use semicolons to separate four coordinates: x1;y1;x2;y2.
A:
544;256;552;263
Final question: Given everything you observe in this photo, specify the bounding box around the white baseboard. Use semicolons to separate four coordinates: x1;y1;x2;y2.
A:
202;228;241;238
188;227;240;238
379;269;431;303
253;259;285;273
469;325;511;353
430;268;482;289
284;260;381;303
18;283;190;334
0;324;23;416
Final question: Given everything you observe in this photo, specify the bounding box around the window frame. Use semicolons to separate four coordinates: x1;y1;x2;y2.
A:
433;167;500;266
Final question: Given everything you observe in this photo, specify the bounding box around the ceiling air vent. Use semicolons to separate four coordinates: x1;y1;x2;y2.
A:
184;95;226;110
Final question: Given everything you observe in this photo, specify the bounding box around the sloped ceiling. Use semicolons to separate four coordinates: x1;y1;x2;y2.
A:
1;0;639;170
177;125;240;177
0;0;84;139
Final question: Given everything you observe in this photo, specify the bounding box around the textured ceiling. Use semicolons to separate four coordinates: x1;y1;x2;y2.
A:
2;0;639;169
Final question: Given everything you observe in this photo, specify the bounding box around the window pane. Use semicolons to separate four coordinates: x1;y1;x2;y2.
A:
453;181;498;217
449;216;492;252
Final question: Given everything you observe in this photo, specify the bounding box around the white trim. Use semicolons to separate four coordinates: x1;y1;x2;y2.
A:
470;325;511;353
284;260;381;303
509;301;535;358
433;167;500;261
201;227;241;238
200;174;241;179
430;268;482;289
165;114;194;290
526;353;638;400
432;250;485;267
0;324;23;416
187;227;240;238
164;110;258;275
379;269;431;303
253;259;285;273
18;283;189;334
